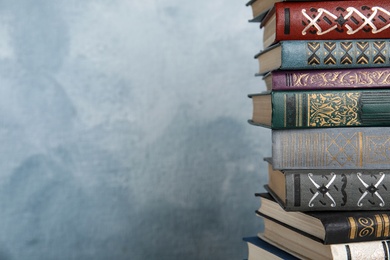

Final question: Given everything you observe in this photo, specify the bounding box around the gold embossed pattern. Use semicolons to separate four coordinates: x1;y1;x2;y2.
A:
308;93;361;127
291;70;390;87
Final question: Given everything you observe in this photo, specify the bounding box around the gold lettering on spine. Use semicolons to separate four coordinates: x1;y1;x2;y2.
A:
375;214;383;237
383;214;390;237
358;132;363;167
348;217;358;239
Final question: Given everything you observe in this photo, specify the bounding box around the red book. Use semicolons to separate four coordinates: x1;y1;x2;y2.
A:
262;0;390;48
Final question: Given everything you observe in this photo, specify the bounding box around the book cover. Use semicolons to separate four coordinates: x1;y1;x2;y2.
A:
249;89;390;129
257;193;390;244
260;217;390;260
272;127;390;170
262;1;390;46
264;159;390;210
264;67;390;91
247;0;351;23
255;40;390;75
243;236;299;260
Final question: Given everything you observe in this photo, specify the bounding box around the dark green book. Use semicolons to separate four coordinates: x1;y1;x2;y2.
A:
249;89;390;129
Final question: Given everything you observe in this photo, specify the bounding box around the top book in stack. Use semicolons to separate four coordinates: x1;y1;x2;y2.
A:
261;0;390;48
246;0;345;23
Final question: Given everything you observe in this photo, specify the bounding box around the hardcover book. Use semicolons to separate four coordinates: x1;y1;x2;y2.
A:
260;217;390;260
271;127;390;170
255;40;390;75
263;67;390;91
246;0;345;23
249;89;390;129
261;1;390;48
257;193;390;243
243;236;298;260
264;158;390;211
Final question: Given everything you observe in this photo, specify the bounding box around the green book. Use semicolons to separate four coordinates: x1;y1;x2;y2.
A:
249;89;390;129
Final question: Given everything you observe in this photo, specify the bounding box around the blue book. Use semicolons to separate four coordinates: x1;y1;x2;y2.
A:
243;236;298;260
255;40;390;75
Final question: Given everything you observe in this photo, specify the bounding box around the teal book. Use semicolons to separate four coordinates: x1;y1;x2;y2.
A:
255;40;390;75
249;89;390;129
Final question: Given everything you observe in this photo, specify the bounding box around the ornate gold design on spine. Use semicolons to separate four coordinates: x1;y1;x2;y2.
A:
365;136;390;164
348;217;358;239
358;217;375;237
375;215;383;237
307;42;321;65
308;92;361;127
348;214;390;240
291;70;390;88
384;214;390;237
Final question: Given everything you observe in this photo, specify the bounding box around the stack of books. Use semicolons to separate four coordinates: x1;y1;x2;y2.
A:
244;0;390;259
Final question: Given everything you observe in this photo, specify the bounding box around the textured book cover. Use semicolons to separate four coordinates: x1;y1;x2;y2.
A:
265;165;390;211
256;40;390;74
265;67;390;91
263;1;390;44
257;193;390;244
272;127;390;169
250;89;390;129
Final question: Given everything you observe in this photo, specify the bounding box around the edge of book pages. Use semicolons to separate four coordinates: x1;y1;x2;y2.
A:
258;233;308;260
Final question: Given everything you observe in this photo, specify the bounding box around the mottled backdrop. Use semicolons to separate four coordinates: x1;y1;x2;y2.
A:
0;0;271;259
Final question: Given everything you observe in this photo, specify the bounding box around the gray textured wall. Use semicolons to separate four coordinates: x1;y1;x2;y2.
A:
0;0;271;259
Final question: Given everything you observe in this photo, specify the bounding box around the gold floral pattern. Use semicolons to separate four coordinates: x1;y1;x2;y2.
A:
308;92;361;127
292;70;390;87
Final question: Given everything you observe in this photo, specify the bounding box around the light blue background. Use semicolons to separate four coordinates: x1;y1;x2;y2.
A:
0;0;271;259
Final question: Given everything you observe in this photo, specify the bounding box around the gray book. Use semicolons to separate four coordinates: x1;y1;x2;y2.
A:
265;157;390;211
272;127;390;170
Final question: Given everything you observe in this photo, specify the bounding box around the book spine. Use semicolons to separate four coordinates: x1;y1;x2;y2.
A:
272;127;390;169
271;68;390;90
271;89;390;128
284;171;390;213
331;240;390;259
274;1;390;42
281;40;390;70
263;217;390;259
